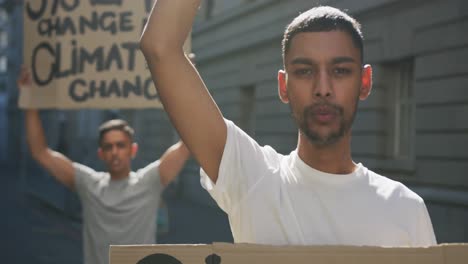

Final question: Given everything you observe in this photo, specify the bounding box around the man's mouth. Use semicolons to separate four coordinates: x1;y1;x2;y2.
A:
315;112;335;122
309;104;339;123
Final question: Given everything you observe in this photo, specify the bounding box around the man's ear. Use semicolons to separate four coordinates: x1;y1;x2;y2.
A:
97;148;104;160
131;143;138;159
278;70;289;103
360;64;373;100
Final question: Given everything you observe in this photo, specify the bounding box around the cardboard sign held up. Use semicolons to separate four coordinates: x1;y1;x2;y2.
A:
110;243;468;264
21;0;190;109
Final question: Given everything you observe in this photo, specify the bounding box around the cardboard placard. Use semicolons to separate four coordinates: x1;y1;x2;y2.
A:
110;243;468;264
21;0;190;109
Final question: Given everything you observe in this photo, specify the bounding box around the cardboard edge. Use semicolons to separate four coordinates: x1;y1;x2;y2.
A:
441;243;468;264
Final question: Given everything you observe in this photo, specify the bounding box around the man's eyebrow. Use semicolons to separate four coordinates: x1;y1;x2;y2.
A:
102;140;127;145
290;57;315;65
289;56;358;66
332;56;357;64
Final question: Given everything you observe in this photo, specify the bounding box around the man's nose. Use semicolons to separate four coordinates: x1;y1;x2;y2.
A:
314;70;332;98
111;146;118;155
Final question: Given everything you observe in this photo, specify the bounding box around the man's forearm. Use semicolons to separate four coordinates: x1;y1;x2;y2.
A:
25;109;49;158
159;141;191;186
174;141;191;160
140;0;200;57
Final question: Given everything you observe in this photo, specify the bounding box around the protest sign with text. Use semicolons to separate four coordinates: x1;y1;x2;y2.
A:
21;0;190;109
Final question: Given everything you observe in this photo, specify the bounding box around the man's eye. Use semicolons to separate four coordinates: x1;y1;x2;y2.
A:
102;145;112;151
334;68;351;75
295;69;313;76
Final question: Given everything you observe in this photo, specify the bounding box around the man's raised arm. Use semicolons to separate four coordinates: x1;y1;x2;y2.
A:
158;140;191;187
18;66;75;189
140;0;226;183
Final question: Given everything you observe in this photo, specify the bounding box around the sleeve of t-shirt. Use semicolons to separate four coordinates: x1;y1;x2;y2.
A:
200;119;279;213
73;162;102;198
413;200;437;246
135;160;163;196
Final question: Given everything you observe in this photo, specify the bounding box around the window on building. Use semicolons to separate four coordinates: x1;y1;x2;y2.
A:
205;0;215;19
0;9;8;92
0;56;6;73
381;59;415;163
0;79;5;93
239;85;256;136
0;31;7;49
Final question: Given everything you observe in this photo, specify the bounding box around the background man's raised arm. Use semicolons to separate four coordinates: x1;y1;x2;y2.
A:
18;66;75;189
140;0;226;183
158;141;191;187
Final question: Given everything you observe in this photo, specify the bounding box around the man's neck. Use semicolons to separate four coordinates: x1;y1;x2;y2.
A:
109;169;131;181
296;132;356;175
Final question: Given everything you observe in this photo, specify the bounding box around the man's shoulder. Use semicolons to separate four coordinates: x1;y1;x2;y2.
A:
129;160;161;186
225;118;286;164
73;162;107;181
134;160;160;176
365;168;424;204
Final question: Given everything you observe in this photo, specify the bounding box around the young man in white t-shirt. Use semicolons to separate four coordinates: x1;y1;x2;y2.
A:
140;1;436;246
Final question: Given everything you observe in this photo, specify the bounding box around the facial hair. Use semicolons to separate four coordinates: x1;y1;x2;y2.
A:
291;99;358;147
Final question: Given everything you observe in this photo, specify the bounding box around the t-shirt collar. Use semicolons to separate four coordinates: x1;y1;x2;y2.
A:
289;150;364;185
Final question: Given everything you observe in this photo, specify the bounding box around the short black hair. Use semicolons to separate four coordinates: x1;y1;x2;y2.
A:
282;6;364;63
98;119;134;146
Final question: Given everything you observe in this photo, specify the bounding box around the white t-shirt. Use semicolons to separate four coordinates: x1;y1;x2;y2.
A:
201;120;436;247
74;161;162;264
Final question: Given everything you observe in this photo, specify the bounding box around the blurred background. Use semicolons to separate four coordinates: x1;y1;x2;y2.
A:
1;0;467;263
